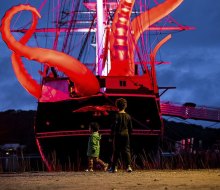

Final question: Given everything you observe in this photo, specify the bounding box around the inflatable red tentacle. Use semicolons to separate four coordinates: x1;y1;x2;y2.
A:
1;4;100;98
129;0;183;68
150;34;172;93
12;54;42;98
109;0;135;76
11;9;42;98
109;0;183;77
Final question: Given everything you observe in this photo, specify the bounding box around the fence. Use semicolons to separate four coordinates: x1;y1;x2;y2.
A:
0;154;45;172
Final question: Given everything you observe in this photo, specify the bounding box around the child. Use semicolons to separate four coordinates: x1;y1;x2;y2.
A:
85;122;108;172
109;98;133;172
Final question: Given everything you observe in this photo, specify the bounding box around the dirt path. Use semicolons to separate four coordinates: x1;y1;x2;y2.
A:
1;169;220;190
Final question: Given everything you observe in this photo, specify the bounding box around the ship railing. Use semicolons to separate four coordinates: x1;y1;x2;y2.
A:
35;129;161;138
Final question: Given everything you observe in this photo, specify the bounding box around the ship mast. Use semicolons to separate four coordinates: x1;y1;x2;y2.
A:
96;0;105;76
96;0;112;77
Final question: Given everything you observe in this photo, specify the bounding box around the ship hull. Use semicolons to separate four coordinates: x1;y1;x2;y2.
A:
35;93;163;171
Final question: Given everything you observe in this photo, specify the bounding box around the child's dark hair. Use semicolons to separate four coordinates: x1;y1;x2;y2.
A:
89;122;99;132
115;98;127;111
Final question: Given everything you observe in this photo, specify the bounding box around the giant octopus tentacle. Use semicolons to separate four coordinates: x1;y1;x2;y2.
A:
11;8;42;98
109;0;183;77
150;34;172;93
129;0;183;70
109;0;135;76
0;4;100;98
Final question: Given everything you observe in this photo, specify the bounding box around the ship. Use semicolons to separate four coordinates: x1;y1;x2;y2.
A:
0;0;194;171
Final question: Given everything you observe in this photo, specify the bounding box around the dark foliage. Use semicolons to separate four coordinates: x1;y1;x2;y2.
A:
163;119;220;151
0;110;37;153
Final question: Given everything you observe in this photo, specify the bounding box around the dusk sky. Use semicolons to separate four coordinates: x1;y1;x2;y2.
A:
0;0;220;128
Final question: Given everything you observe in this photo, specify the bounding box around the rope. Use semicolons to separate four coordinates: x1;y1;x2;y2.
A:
77;16;95;61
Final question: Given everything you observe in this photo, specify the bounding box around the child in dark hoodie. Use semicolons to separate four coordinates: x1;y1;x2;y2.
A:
85;122;108;172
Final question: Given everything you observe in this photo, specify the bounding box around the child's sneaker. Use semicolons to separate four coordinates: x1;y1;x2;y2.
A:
85;168;93;172
104;163;109;171
126;165;132;172
108;166;117;173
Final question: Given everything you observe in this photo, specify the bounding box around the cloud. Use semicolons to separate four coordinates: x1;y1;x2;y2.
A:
158;46;220;107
